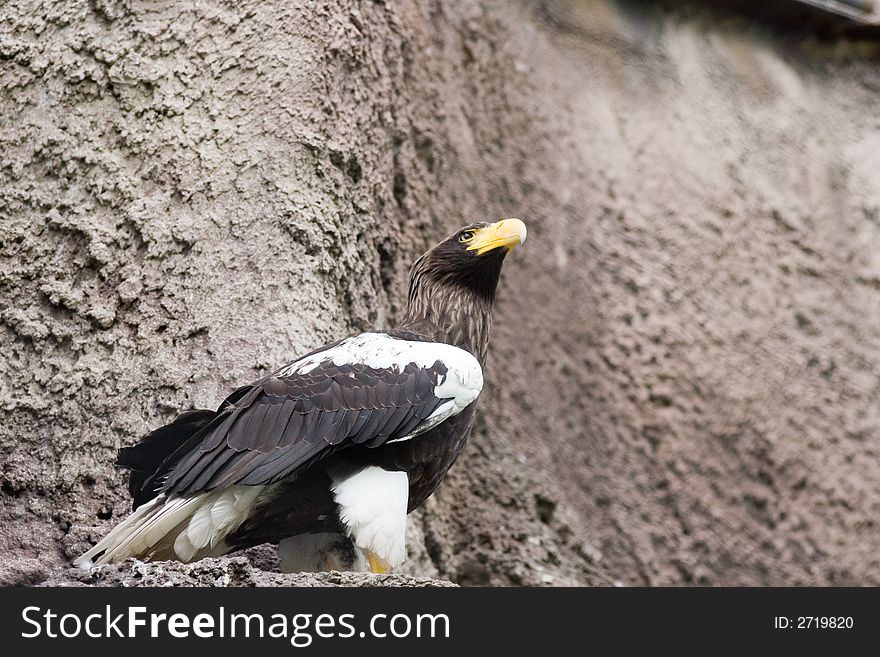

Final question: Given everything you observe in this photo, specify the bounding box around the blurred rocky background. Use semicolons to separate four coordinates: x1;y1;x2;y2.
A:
2;0;879;586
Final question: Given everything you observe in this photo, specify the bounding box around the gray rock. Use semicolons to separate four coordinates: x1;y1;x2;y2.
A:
41;558;456;588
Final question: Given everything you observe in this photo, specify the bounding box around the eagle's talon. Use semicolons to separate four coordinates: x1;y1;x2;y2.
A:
365;549;390;574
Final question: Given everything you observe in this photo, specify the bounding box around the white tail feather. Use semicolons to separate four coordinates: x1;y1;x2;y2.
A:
186;502;216;549
173;532;198;562
75;496;166;568
74;485;265;567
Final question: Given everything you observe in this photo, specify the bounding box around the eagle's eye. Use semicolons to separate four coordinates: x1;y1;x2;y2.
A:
459;230;475;243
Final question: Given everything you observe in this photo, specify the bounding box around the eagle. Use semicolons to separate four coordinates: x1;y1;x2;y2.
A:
76;219;526;574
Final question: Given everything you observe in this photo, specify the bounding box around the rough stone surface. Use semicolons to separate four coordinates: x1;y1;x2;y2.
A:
42;557;455;587
2;0;879;587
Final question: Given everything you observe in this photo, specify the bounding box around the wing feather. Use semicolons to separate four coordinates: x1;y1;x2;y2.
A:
140;332;481;498
261;399;297;451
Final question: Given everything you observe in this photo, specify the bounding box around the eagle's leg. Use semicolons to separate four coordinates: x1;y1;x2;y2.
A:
364;549;391;574
278;533;366;572
331;466;409;572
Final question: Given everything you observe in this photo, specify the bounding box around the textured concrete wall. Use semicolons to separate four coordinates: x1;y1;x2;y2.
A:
2;0;879;586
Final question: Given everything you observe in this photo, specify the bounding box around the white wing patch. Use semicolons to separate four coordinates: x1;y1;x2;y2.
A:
279;333;483;438
332;466;409;568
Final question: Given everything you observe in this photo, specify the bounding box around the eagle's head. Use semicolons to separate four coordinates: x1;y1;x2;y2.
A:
409;218;527;302
403;219;527;359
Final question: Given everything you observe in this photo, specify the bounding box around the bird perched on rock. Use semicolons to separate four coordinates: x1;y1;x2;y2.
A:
76;219;526;573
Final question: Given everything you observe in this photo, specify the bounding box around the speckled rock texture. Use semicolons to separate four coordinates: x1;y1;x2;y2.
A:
42;557;456;587
2;0;879;587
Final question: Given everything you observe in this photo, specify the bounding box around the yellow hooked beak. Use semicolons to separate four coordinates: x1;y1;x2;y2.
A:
466;218;528;255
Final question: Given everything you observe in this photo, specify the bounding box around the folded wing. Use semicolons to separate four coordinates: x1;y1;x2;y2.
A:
125;332;483;505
